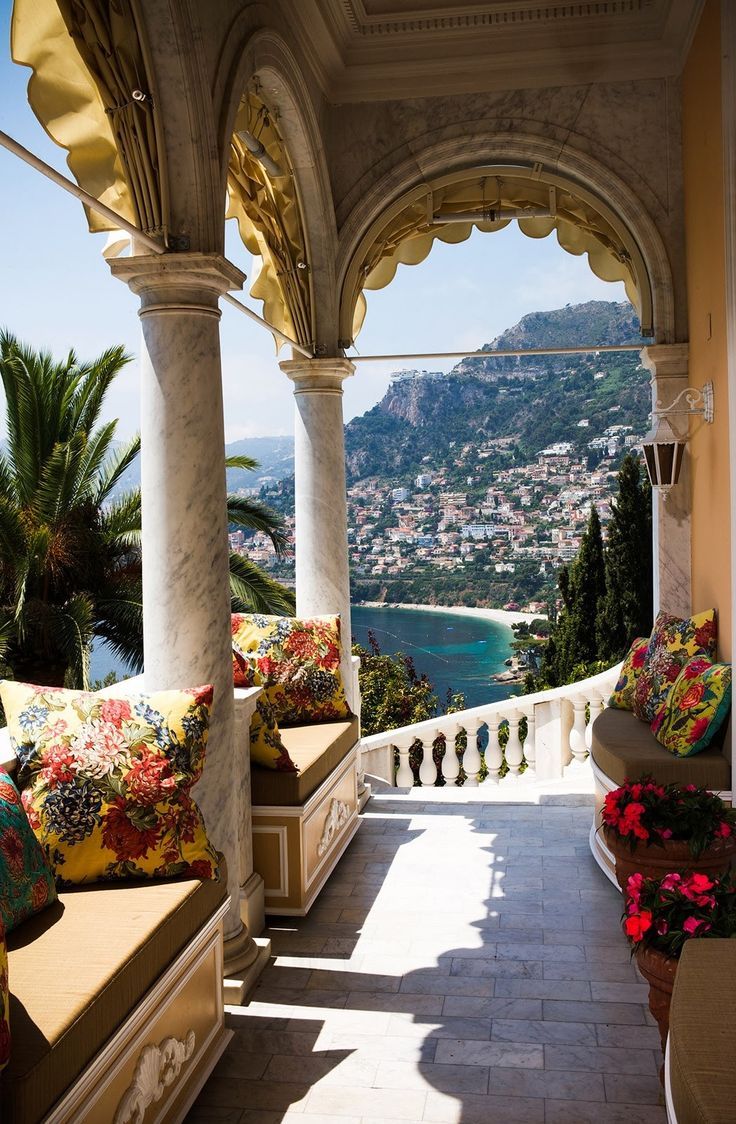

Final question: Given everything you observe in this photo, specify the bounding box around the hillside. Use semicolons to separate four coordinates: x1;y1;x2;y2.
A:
110;434;294;496
344;300;650;483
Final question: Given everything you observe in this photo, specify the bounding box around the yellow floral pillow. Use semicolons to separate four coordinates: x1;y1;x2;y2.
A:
1;681;219;887
0;923;9;1072
232;614;351;724
633;609;718;723
608;637;649;710
249;697;298;772
651;657;732;756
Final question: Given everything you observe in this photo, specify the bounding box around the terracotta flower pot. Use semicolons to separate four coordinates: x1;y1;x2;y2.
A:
603;827;736;894
634;944;679;1073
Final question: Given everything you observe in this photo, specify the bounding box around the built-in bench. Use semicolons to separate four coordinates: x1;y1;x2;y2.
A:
665;939;736;1123
588;709;732;884
250;717;360;915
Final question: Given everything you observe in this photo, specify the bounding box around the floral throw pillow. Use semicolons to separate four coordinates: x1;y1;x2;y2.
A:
633;609;717;723
651;657;731;756
231;614;351;724
0;768;57;932
0;924;9;1072
250;697;298;773
608;637;649;710
0;681;219;888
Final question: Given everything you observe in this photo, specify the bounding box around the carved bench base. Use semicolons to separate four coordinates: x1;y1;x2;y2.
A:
44;900;232;1124
252;745;359;915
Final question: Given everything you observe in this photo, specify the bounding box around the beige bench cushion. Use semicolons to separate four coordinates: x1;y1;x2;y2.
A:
3;873;226;1124
251;718;360;806
669;939;736;1123
590;708;731;790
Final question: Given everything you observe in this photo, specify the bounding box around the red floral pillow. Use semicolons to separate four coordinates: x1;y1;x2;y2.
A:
0;768;57;932
633;609;717;723
0;922;8;1072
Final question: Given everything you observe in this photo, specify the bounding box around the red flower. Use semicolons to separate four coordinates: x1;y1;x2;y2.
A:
21;790;41;831
631;646;646;669
40;745;77;789
679;682;705;710
683;917;711;936
0;827;24;875
625;872;644;908
99;698;132;725
624;910;653;941
660;872;682;891
187;685;213;708
188;859;214;879
257;656;278;680
716;821;732;838
31;876;49;910
0;776;18;806
688;717;710;744
125;754;176;804
693;619;716;652
102;799;160;860
684;657;711;679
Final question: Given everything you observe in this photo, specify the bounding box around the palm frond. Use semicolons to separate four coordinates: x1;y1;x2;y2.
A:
48;594;95;689
228;552;296;615
225;454;260;472
93;434;141;504
226;495;290;555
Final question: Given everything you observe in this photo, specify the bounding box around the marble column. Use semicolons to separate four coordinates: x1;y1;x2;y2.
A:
279;358;356;706
109;253;260;981
640;344;691;618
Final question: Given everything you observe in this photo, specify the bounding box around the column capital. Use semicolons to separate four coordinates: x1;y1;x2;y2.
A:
109;252;246;314
639;343;689;380
280;357;355;395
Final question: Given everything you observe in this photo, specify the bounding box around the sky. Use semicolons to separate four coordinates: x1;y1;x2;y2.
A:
0;1;627;442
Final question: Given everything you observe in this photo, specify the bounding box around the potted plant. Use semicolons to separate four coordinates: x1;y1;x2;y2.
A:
623;870;736;1056
601;777;736;891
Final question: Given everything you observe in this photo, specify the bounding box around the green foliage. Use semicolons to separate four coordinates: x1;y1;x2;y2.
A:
0;331;293;689
353;630;439;736
541;507;606;685
596;454;653;660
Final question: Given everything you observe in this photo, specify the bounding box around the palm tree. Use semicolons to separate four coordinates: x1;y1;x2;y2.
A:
0;331;294;689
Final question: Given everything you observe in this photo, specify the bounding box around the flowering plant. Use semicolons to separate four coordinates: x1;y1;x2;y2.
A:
623;870;736;959
602;775;736;858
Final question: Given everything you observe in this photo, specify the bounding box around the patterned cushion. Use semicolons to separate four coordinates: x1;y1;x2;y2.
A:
651;657;732;756
231;614;351;723
249;697;298;773
0;769;57;933
0;681;219;888
633;609;717;723
0;924;8;1072
608;637;649;710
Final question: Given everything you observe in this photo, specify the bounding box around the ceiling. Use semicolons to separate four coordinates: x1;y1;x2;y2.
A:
288;0;705;100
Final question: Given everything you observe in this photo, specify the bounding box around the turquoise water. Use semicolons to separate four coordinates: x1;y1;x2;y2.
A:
351;605;517;710
90;605;516;710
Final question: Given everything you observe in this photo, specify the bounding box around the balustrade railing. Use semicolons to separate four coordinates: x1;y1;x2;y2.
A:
360;663;621;788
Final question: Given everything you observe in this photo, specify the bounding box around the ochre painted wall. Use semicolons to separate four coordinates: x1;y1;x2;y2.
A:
683;0;731;659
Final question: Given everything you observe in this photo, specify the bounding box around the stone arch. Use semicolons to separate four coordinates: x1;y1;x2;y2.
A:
337;131;676;347
216;27;338;352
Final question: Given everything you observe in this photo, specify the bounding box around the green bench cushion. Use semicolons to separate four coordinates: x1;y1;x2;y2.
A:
590;708;730;790
669;939;736;1123
250;718;360;806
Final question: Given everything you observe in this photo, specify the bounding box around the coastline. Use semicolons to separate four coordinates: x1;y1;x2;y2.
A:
354;601;542;628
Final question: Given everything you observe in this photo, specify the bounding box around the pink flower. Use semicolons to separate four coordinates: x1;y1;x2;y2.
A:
716;821;732;838
626;872;644;907
660;872;682;891
683;917;711;936
659;828;673;839
99;698;132;725
656;918;669;935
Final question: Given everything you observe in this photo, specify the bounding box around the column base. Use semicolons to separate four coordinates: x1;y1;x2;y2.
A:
240;871;266;938
358;779;372;812
223;935;272;1005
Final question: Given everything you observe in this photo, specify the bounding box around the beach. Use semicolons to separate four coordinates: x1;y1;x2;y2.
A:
356;601;543;627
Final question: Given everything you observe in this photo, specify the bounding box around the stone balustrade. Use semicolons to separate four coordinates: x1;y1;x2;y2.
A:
359;663;621;788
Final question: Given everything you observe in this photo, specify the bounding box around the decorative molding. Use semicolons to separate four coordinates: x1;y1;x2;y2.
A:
343;0;650;37
317;798;350;857
252;824;290;896
114;1031;196;1124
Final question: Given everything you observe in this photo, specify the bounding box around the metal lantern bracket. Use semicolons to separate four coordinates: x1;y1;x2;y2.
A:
653;381;714;424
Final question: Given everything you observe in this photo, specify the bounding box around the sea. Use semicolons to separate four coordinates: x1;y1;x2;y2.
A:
90;605;517;710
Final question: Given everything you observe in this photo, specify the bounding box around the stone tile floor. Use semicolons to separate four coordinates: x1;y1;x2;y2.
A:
190;792;666;1123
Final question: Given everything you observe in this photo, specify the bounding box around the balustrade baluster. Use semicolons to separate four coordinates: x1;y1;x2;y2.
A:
419;734;438;786
569;696;589;763
505;712;524;774
521;708;536;773
441;723;461;785
586;693;604;749
395;736;415;787
462;718;483;786
484;714;503;783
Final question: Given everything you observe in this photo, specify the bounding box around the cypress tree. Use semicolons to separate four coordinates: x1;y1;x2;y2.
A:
542;506;606;684
596;454;653;661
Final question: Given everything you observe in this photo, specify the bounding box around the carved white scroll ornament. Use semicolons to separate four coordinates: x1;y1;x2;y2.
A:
317;798;350;857
114;1030;196;1124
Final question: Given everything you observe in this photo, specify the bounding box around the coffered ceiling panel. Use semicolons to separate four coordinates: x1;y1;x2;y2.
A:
288;0;704;100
